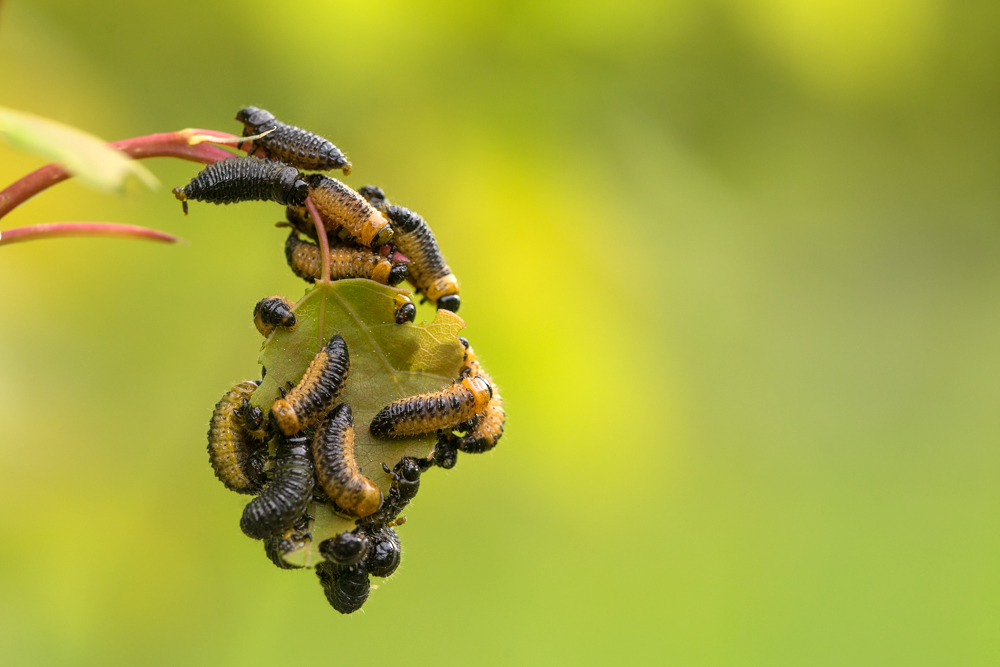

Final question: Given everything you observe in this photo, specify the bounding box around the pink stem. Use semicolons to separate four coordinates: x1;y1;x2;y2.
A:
0;221;180;246
305;196;331;284
0;129;242;220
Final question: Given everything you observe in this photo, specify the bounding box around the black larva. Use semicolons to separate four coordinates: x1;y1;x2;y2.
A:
316;561;370;614
236;107;351;174
240;431;315;540
172;156;308;214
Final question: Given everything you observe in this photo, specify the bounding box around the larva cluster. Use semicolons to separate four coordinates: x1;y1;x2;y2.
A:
194;108;504;614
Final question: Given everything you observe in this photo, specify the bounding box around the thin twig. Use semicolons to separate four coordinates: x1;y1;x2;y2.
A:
0;222;181;246
0;129;242;221
305;196;331;284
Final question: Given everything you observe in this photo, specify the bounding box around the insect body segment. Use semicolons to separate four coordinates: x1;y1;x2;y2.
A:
236;107;351;174
284;232;407;286
369;375;493;439
207;381;268;494
172;156;308;214
271;334;350;436
253;295;297;337
312;403;383;517
306;174;393;249
240;432;315;540
360;187;460;312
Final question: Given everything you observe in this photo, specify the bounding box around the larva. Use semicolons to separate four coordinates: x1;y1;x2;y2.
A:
453;337;505;453
368;375;492;439
172;156;308;215
319;529;370;567
359;186;460;312
393;294;416;324
271;334;350;436
207;381;268;494
312;403;383;518
236;107;351;174
316;561;370;614
284;232;407;286
240;431;315;540
365;527;401;578
253;295;297;337
306;174;393;249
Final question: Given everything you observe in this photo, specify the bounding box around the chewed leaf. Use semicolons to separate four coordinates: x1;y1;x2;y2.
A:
251;279;466;566
0;105;158;191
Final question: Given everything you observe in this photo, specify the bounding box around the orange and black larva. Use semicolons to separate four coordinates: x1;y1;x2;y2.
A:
359;186;460;312
306;174;393;249
253;295;297;337
173;156;309;215
240;431;315;540
236;107;351;174
207;381;268;494
284;232;407;286
316;561;370;614
369;375;493;439
452;337;505;454
271;334;350;436
312;403;383;518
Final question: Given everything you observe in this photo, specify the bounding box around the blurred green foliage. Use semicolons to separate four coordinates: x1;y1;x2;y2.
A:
1;0;998;664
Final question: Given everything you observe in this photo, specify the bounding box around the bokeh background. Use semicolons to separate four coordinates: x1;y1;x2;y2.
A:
1;0;998;664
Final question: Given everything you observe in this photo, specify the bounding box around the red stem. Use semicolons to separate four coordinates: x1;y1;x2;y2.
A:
0;222;180;246
0;129;242;220
305;196;331;283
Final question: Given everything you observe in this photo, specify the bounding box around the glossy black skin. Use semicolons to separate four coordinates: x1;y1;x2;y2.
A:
173;156;308;214
240;432;315;540
436;294;461;312
395;303;416;325
319;529;370;567
316;561;370;614
365;527;401;578
388;264;409;287
236;107;350;173
432;435;459;469
254;297;297;331
263;513;313;570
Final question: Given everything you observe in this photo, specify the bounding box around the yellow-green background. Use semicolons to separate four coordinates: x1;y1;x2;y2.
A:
1;1;998;664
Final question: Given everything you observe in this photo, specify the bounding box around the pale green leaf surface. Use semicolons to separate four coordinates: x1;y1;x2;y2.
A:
250;279;466;567
0;105;158;191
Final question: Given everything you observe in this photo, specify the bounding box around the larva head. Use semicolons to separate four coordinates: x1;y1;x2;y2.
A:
270;399;301;436
320;530;370;567
366;528;401;578
437;295;460;312
236;106;276;131
371;221;394;250
387;262;408;286
393;294;416;324
274;166;309;207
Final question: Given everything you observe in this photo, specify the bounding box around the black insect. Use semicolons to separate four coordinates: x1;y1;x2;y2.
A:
362;457;428;527
271;334;350;436
264;512;313;570
319;529;370;567
207;381;268;494
359;186;460;312
316;561;370;614
284;232;407;286
366;527;401;578
369;375;493;439
236;107;351;174
172;156;308;214
306;174;393;249
312;403;382;518
253;295;297;338
240;431;315;540
393;294;416;324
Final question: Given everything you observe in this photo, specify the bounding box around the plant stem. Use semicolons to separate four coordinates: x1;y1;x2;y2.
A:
0;221;180;246
305;196;331;284
0;129;241;221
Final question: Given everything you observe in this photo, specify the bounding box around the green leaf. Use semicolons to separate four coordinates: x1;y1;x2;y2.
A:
250;279;466;567
0;105;158;191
